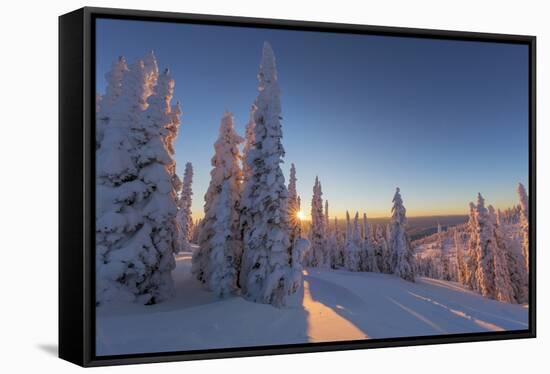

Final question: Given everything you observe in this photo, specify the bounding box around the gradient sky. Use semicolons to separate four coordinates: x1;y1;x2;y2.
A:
96;18;529;219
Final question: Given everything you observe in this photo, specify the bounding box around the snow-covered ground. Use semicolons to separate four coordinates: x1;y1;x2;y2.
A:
96;248;528;356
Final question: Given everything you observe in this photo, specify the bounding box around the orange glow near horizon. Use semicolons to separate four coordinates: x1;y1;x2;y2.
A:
190;198;520;221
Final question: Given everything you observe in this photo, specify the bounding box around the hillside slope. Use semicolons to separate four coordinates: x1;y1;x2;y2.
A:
96;250;528;356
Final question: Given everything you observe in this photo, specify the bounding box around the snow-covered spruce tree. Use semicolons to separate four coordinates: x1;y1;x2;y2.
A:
166;101;182;157
137;66;181;302
488;205;515;303
238;105;257;271
288;163;301;245
192;112;243;297
177;162;194;252
385;223;394;272
96;55;181;306
497;210;528;303
362;213;379;272
465;202;479;290
389;188;415;282
144;68;182;209
325;200;330;236
343;212;361;271
97;56;128;149
343;212;352;269
240;42;306;307
454;229;468;285
473;193;497;298
242;106;256;183
191;218;202;244
360;213;370;271
327;217;338;268
353;213;363;269
517;183;529;271
206;180;241;297
309;177;327;267
374;224;390;273
440;248;451;281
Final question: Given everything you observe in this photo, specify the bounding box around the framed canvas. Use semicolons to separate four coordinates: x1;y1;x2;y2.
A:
59;7;536;367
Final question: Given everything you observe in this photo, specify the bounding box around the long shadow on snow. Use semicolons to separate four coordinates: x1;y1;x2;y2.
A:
305;269;525;339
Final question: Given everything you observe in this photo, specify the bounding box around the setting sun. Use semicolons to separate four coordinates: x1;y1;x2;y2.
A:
296;210;306;221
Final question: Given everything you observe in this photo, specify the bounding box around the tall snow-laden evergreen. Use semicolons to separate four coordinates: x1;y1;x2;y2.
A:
454;229;468;285
497;210;528;303
374;224;391;273
362;213;379;272
327;217;339;268
325;200;330;236
240;42;305;307
344;212;361;271
389;188;415;282
288;163;301;244
517;183;529;271
177;162;194;252
242;106;256;183
465;202;479;290
191;218;202;244
309;177;326;267
97;56;128;149
239;105;257;263
473;193;496;298
193;112;243;297
96;55;181;306
488;205;515;303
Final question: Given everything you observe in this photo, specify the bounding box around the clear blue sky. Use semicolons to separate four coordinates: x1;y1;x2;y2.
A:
96;18;529;218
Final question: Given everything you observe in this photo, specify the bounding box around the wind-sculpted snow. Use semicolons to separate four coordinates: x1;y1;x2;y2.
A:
96;253;527;355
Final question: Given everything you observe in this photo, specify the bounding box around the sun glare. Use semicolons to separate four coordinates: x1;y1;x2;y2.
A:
296;210;306;221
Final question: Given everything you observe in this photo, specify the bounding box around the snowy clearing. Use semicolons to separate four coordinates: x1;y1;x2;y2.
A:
96;250;527;356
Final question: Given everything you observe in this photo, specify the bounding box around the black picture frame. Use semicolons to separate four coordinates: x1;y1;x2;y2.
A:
59;6;537;367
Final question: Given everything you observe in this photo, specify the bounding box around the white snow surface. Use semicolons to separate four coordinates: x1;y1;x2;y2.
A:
96;246;528;356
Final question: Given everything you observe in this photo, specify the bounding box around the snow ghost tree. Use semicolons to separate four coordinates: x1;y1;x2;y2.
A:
327;217;339;268
374;224;391;273
517;182;529;271
193;112;243;297
239;106;257;258
389;188;415;282
488;205;515;303
497;209;528;303
454;229;468;285
96;54;181;306
288;163;301;244
344;211;361;271
177;162;194;252
96;56;128;149
240;42;306;307
242;106;256;183
362;213;379;272
473;193;497;298
191;218;202;244
309;176;327;267
463;202;479;290
325;200;330;236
